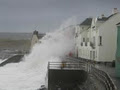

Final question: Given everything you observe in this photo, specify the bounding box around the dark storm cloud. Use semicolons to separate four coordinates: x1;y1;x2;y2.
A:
0;0;120;32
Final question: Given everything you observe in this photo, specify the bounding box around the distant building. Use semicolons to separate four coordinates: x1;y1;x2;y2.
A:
75;8;120;62
31;30;45;48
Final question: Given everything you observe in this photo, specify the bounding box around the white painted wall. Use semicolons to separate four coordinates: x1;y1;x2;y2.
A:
98;13;120;62
76;13;120;62
75;25;80;57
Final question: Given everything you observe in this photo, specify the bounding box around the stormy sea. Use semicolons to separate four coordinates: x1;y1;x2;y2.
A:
0;18;76;90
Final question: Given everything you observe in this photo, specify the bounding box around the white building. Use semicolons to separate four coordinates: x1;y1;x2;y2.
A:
75;8;120;62
31;30;45;48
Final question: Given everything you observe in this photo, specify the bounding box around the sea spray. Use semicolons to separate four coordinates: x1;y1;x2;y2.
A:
0;17;76;90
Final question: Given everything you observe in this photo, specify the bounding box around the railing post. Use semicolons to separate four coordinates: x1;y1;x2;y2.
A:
88;62;90;73
48;62;50;69
87;62;88;72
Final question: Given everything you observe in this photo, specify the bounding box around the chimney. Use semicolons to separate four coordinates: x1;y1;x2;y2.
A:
112;8;118;14
101;14;105;18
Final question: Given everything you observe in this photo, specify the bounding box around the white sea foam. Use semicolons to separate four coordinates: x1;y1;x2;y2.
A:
0;58;7;64
0;17;76;90
0;59;3;63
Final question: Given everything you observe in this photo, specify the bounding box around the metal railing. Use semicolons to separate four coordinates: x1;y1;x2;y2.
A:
48;61;87;71
66;57;117;90
91;66;117;90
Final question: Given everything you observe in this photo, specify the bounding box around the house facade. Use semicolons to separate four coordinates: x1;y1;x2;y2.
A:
31;30;45;48
75;8;120;62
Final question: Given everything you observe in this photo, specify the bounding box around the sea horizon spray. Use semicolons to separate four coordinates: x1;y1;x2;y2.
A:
0;17;76;90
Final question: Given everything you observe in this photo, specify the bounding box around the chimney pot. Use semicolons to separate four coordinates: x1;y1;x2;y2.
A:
112;8;118;14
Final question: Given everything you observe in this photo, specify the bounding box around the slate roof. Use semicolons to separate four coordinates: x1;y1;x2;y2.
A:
97;13;118;21
97;17;108;21
80;13;118;26
80;18;92;25
107;13;117;19
116;22;120;25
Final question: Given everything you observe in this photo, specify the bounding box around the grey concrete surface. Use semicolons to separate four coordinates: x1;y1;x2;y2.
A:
96;65;120;90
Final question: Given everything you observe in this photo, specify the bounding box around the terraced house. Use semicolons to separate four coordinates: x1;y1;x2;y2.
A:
75;8;120;63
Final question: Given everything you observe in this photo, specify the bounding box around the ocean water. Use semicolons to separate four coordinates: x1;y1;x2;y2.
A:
0;17;76;90
0;32;32;40
0;49;17;59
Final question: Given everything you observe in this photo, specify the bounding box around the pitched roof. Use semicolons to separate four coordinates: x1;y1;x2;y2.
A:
97;13;118;21
107;13;117;19
97;17;108;21
98;13;118;22
116;22;120;25
80;18;92;25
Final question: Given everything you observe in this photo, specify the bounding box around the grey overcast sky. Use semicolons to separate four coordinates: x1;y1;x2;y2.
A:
0;0;120;33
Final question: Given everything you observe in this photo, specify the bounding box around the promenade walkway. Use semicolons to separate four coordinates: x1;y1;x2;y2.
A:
96;64;120;90
66;57;119;90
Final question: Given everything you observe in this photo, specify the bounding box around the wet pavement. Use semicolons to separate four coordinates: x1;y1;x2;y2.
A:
96;64;120;90
88;74;106;90
66;57;120;90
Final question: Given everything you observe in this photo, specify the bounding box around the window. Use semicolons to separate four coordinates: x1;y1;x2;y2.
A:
81;42;83;46
83;38;85;42
93;36;95;47
93;51;95;60
93;37;95;45
99;36;102;46
85;42;87;46
96;51;97;58
90;51;92;60
75;33;78;38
